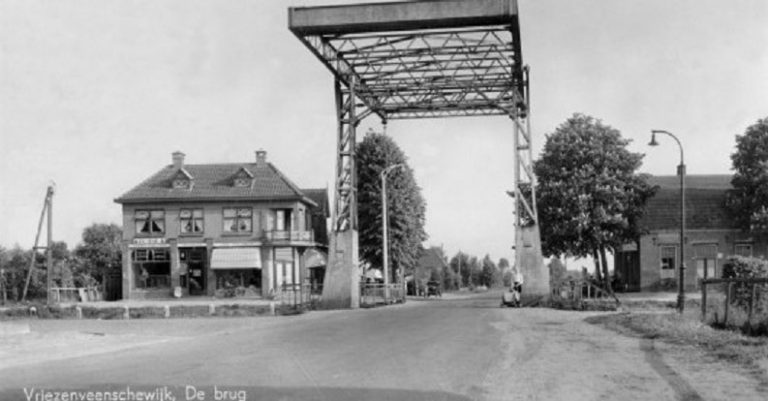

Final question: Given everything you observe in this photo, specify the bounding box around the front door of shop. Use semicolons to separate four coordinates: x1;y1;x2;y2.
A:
182;248;207;296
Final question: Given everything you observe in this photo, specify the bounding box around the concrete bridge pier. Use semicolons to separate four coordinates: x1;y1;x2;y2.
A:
321;230;360;309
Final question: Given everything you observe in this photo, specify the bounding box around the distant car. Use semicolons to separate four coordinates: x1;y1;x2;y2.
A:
425;281;442;298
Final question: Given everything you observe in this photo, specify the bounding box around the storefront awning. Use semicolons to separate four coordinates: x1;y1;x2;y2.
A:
211;248;261;269
303;248;327;269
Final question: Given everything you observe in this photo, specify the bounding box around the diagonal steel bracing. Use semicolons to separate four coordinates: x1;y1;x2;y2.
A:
289;0;547;305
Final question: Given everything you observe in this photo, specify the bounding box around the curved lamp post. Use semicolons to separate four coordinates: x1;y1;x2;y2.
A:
381;163;405;303
649;129;686;313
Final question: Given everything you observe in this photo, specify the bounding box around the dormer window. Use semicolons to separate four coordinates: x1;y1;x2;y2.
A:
231;167;254;188
234;177;251;188
171;168;193;190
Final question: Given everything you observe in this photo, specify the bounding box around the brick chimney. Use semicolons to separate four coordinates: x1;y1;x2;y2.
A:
255;149;267;165
172;151;185;169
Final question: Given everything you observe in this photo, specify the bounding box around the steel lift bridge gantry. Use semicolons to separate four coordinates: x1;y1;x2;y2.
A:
289;0;547;308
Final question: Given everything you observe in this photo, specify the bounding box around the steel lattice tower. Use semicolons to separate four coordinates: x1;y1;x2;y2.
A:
290;0;547;308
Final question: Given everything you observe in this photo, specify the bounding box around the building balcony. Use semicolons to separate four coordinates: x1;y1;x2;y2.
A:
264;230;314;243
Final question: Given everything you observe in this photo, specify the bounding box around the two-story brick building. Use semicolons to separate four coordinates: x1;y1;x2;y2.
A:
114;150;328;300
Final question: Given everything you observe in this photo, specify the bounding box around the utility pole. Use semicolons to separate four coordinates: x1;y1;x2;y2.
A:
381;163;404;303
458;251;462;289
22;185;55;303
1;268;6;305
46;184;53;305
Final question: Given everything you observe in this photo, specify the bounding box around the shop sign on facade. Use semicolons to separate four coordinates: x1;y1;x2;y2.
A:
133;238;167;245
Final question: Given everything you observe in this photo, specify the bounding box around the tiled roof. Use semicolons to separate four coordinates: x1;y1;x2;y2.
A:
648;174;732;190
418;247;447;269
415;247;446;281
641;174;736;230
115;161;317;206
302;188;329;216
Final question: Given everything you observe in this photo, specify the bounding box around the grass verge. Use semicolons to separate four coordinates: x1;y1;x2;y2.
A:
586;311;768;366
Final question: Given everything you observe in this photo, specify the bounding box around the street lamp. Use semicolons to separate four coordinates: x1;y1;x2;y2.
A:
381;163;405;303
649;129;686;313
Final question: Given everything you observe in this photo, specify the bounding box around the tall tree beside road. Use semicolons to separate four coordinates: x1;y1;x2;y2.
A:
356;132;427;282
726;117;768;233
534;113;655;291
480;254;501;287
449;252;473;288
74;223;122;283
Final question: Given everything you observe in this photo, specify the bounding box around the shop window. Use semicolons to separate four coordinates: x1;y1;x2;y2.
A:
180;209;204;234
215;270;261;297
133;249;171;289
735;244;753;257
223;207;252;233
132;249;169;262
135;210;165;235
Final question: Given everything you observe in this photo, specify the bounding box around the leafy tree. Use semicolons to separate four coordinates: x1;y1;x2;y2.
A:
480;255;500;287
534;114;656;292
0;241;93;302
356;132;427;282
442;262;459;291
467;256;480;288
548;258;567;286
726;117;768;233
74;223;122;283
2;246;44;301
449;252;473;288
498;257;512;287
0;246;8;304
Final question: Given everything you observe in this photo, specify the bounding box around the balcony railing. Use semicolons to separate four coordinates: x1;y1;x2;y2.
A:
264;230;314;242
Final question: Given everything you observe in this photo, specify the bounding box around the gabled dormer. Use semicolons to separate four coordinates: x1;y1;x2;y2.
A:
232;167;254;188
170;151;194;190
171;169;194;189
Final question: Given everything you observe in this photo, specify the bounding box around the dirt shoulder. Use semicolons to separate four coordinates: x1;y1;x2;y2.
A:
587;311;768;400
480;305;768;401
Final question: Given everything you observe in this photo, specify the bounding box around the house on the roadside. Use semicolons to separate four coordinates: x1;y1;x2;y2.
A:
407;247;446;295
114;150;328;300
614;174;762;292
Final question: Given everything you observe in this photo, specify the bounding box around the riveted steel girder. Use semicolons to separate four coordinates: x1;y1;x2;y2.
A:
290;1;544;298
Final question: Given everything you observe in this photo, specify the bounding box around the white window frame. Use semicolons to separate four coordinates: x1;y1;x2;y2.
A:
660;246;677;279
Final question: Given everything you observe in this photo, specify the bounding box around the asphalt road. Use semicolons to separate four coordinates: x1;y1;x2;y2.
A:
1;292;766;401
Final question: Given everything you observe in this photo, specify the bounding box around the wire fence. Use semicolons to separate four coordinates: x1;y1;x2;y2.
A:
360;282;405;307
550;279;616;302
49;287;101;303
700;277;768;332
277;281;406;309
278;282;321;310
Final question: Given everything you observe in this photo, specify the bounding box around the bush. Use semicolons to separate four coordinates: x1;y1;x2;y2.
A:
721;256;768;310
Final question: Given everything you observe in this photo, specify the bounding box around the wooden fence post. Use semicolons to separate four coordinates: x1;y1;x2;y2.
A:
748;283;757;328
724;282;733;325
701;280;707;322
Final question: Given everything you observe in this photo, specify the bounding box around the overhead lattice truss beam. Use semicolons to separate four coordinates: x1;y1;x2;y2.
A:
290;0;535;235
294;25;529;231
296;26;525;121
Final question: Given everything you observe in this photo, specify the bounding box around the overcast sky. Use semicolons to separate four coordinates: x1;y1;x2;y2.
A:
1;0;767;265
